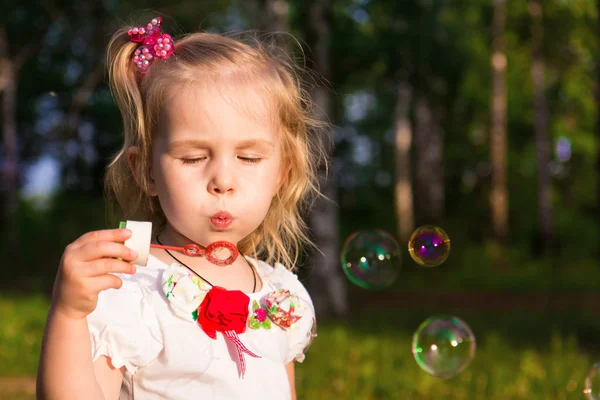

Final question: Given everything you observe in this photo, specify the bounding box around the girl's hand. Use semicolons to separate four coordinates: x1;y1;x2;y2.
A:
51;228;138;320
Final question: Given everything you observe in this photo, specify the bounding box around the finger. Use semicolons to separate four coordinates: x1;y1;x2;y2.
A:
90;274;125;292
85;258;137;277
71;229;132;248
77;241;137;263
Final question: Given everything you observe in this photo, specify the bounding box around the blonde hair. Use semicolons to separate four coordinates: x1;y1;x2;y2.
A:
104;22;328;269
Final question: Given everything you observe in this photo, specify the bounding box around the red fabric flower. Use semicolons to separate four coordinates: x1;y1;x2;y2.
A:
198;286;250;339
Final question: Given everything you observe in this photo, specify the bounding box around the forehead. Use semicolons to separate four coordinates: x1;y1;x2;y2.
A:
158;82;279;144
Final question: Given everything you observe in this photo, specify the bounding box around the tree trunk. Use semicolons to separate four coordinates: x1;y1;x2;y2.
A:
264;0;289;34
303;0;347;317
413;96;444;225
1;64;18;223
596;0;600;259
529;0;553;255
490;0;509;244
0;28;19;259
393;82;414;242
262;0;291;55
247;0;289;44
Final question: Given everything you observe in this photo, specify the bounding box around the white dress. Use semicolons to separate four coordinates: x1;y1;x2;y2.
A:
87;254;316;400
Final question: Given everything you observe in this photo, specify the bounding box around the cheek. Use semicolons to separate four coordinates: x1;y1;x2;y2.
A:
156;157;197;185
241;170;280;200
241;184;276;220
154;160;198;204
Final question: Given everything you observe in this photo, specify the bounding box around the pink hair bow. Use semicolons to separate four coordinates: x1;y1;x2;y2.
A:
128;17;174;74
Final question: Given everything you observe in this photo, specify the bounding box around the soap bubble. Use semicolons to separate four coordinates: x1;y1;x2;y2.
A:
408;225;451;267
412;315;476;379
340;230;401;289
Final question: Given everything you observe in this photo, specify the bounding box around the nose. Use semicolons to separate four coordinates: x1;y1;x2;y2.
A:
207;158;235;195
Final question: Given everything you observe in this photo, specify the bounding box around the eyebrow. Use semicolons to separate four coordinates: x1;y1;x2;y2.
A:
168;138;275;151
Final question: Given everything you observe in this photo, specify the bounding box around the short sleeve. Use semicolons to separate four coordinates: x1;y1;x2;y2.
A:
87;274;163;374
270;264;317;364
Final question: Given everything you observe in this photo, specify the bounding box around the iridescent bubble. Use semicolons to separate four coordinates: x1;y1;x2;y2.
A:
408;225;451;267
412;316;476;379
340;230;401;289
584;362;600;399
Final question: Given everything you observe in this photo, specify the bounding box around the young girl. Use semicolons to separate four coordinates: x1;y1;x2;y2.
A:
37;16;326;400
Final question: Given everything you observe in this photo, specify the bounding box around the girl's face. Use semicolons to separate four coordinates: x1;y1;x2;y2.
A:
148;83;283;247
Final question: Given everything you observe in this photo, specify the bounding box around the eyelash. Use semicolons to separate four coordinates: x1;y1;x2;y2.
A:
180;156;262;165
180;157;206;164
239;157;262;164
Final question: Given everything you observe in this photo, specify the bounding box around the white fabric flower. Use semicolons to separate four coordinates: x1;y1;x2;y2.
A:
161;264;210;321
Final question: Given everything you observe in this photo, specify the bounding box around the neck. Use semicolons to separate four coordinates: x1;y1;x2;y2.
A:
158;222;205;248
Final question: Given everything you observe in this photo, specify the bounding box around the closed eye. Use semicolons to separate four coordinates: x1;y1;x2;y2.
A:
238;156;262;164
180;157;206;164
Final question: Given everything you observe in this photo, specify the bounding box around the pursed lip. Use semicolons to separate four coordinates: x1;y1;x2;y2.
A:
210;211;234;228
211;211;233;220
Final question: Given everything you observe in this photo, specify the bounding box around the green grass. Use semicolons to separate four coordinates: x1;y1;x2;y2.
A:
297;319;593;399
2;294;600;399
0;294;48;376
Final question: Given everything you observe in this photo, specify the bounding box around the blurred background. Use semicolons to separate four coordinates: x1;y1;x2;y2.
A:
2;0;600;398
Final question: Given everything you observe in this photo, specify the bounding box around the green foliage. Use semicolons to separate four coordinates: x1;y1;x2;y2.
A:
4;0;600;279
0;191;110;289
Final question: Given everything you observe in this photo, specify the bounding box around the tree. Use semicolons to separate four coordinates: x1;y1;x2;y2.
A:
410;1;447;227
246;0;290;44
0;27;20;227
529;0;553;254
414;95;445;225
490;0;509;245
596;0;600;258
0;5;62;260
393;82;414;242
302;0;348;317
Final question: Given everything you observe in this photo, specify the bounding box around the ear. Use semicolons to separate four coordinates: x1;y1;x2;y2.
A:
126;146;157;196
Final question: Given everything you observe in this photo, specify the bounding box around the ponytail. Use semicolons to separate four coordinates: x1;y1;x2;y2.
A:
104;28;160;224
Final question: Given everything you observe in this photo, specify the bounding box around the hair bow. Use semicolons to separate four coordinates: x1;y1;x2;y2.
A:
128;17;174;74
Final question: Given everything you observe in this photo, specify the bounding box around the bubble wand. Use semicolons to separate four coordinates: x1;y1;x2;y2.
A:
120;220;239;267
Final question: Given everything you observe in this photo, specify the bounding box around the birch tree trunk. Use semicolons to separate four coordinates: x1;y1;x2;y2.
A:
413;96;445;225
0;28;20;259
595;0;600;259
303;0;347;317
264;0;289;34
247;0;289;42
394;82;414;242
529;0;553;254
490;0;509;244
